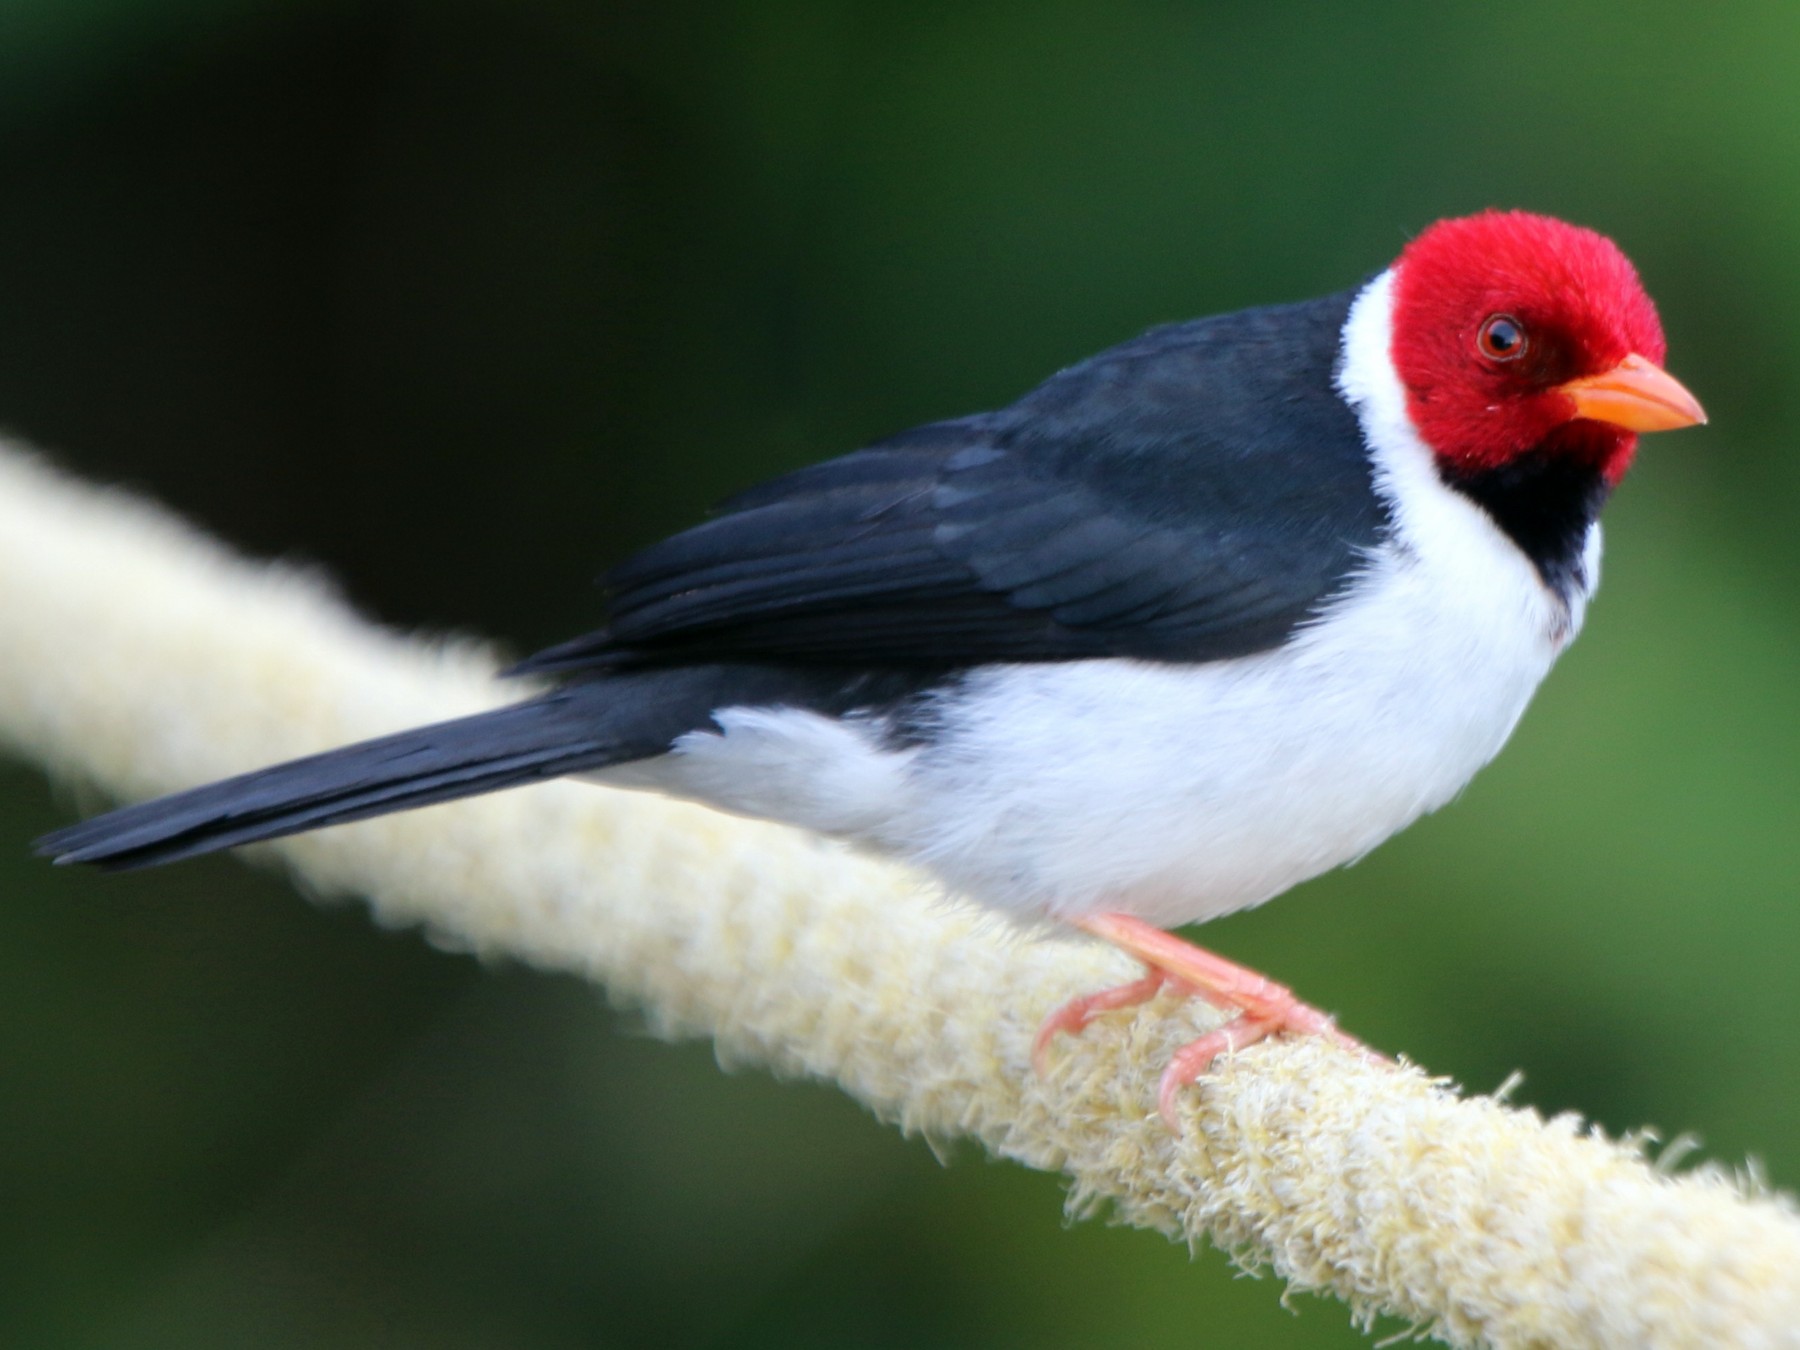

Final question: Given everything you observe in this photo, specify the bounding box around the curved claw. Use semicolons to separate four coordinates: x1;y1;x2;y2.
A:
1156;1014;1281;1128
1031;972;1171;1076
1153;1011;1369;1130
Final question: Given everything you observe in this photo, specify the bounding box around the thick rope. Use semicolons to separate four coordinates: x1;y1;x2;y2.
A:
5;443;1797;1348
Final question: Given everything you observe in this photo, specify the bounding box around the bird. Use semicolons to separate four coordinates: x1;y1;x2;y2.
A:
36;209;1706;1126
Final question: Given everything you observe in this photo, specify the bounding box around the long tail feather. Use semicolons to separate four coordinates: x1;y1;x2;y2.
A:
35;661;933;872
35;678;682;871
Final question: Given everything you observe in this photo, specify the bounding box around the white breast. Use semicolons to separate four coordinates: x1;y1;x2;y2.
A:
636;270;1594;929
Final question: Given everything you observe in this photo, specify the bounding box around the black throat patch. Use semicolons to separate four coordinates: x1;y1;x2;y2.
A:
1440;452;1610;603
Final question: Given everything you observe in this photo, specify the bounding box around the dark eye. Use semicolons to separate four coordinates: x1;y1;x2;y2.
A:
1477;314;1527;362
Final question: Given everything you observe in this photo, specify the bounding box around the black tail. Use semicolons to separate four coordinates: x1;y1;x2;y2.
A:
33;668;735;871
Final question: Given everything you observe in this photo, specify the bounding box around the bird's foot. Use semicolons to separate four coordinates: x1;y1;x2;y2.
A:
1035;910;1370;1129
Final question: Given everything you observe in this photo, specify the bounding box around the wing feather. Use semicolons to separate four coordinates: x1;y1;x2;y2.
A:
513;290;1387;676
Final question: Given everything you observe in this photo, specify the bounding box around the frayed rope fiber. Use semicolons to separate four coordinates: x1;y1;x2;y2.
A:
4;441;1799;1349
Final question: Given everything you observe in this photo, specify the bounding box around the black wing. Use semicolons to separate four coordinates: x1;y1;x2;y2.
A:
517;288;1389;675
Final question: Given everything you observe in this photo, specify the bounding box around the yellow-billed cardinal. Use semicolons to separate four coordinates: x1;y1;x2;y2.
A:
38;210;1706;1125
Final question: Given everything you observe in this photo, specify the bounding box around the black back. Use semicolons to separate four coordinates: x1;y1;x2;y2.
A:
516;289;1389;676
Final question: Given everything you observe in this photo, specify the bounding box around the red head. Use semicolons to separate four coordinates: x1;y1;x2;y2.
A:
1391;210;1704;485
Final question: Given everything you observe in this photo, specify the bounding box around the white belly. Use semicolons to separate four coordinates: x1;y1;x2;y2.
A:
893;531;1578;925
622;511;1584;928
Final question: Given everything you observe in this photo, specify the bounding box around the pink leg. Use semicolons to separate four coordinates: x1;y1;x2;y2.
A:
1037;911;1374;1129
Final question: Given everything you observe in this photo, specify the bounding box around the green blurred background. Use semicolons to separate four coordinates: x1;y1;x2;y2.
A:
2;2;1794;1345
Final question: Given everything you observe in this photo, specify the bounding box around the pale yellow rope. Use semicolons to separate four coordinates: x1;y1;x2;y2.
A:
5;443;1797;1349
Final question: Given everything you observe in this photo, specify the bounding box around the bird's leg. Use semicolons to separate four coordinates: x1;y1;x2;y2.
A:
1036;910;1368;1129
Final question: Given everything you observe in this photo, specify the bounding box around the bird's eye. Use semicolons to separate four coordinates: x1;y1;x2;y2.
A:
1477;314;1527;362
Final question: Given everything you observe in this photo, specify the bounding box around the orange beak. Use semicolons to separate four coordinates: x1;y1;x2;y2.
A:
1558;353;1707;432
